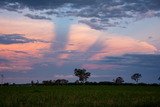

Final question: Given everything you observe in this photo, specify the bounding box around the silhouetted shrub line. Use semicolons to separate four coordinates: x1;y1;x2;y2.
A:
1;70;160;86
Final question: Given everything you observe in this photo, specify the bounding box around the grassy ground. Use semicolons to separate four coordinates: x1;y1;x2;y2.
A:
0;85;160;107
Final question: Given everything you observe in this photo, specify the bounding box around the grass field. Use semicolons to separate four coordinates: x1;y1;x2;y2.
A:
0;85;160;107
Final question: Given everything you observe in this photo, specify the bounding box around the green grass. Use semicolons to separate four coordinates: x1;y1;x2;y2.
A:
0;85;160;107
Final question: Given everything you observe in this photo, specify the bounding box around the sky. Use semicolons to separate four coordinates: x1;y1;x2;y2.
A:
0;0;160;84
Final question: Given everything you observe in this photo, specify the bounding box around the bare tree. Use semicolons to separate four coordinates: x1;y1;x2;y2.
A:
131;73;142;83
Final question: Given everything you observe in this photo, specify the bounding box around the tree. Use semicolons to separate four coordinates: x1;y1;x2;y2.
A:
74;68;91;83
31;80;34;86
131;73;142;83
114;77;124;84
55;79;68;85
158;77;160;81
42;80;54;85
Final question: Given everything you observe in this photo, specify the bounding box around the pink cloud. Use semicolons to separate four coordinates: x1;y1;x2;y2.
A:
0;16;54;72
59;24;157;61
90;36;157;60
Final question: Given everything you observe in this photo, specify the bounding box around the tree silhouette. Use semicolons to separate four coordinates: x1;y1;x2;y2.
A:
131;73;142;83
74;68;91;83
158;77;160;81
55;79;68;85
114;77;124;84
31;80;34;86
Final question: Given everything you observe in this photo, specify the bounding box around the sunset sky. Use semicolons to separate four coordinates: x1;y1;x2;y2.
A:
0;0;160;83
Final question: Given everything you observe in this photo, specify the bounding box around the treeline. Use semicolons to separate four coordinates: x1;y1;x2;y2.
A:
1;68;160;86
40;81;160;86
1;81;160;86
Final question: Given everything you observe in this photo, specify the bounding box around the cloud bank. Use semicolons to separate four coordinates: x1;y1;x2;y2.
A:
1;0;160;30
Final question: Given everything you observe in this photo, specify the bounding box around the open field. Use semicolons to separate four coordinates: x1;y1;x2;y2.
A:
0;85;160;107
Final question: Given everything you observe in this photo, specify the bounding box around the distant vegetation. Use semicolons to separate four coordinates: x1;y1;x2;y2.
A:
131;73;142;83
74;68;91;83
113;77;124;84
0;69;160;86
41;79;68;86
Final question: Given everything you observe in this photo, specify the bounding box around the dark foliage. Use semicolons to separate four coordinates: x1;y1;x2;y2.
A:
131;73;142;83
113;77;124;84
55;79;68;85
74;68;91;83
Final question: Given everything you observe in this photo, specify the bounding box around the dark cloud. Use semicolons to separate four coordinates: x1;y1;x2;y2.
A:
78;20;106;30
0;34;34;44
78;19;118;30
0;57;10;63
13;50;28;54
25;14;51;20
102;54;160;69
0;34;49;44
0;49;29;56
1;0;160;30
